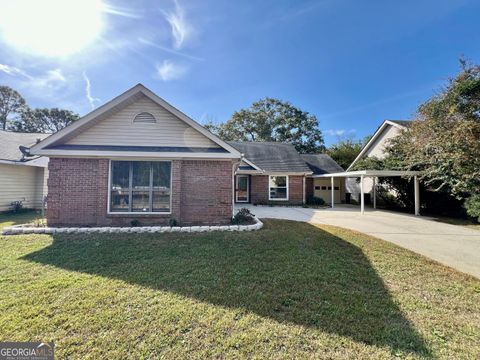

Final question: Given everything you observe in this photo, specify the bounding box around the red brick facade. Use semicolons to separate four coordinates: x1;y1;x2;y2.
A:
47;158;233;227
249;175;305;205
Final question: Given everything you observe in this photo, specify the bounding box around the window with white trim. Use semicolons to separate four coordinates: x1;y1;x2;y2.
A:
110;161;171;213
269;175;288;200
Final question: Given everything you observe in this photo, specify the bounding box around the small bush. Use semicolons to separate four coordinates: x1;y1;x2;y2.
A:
169;218;178;227
10;200;24;213
465;194;480;223
232;208;255;225
130;219;141;227
306;196;325;206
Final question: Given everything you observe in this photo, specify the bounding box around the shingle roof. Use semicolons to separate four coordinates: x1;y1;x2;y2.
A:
227;141;312;173
300;154;344;175
0;130;48;162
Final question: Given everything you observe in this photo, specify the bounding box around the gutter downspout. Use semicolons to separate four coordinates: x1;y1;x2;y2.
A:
232;156;243;218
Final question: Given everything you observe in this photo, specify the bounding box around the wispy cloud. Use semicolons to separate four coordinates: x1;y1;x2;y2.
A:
102;3;143;19
324;129;356;137
82;71;100;110
138;37;203;61
163;0;191;50
0;63;33;80
156;60;188;81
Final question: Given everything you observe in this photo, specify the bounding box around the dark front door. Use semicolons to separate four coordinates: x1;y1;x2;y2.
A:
235;175;249;203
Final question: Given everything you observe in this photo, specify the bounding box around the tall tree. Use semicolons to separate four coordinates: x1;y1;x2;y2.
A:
326;137;370;169
13;108;80;133
207;97;324;153
0;86;28;130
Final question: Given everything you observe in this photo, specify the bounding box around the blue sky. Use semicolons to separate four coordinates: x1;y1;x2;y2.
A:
0;0;478;145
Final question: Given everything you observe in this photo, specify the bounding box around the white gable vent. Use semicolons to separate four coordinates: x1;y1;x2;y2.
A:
133;112;156;123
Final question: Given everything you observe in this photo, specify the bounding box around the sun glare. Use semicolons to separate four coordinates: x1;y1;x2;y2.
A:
0;0;104;57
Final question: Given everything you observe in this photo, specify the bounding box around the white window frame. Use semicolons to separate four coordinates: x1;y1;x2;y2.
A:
268;175;289;201
107;159;173;215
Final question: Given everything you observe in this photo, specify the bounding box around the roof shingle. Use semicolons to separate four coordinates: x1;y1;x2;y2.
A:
0;130;48;162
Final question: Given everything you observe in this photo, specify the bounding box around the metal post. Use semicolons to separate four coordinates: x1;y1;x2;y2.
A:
414;176;420;216
331;176;335;208
373;176;377;209
360;175;365;215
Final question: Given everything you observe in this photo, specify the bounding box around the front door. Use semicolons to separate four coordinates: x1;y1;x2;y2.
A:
236;175;249;203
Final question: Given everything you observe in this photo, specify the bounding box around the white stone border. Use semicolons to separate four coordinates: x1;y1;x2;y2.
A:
1;217;263;236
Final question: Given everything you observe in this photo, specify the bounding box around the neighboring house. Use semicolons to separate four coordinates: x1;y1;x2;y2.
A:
30;84;345;227
346;120;410;202
0;130;49;211
228;142;346;205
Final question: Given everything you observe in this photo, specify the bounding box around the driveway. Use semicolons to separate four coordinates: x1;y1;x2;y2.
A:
238;204;480;279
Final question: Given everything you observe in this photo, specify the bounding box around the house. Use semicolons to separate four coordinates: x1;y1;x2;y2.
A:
0;130;49;211
30;84;345;227
346;120;410;202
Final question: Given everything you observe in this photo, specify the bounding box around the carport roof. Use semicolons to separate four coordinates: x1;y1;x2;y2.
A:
312;170;422;178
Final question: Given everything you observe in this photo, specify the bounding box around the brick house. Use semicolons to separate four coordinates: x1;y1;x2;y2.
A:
30;84;345;227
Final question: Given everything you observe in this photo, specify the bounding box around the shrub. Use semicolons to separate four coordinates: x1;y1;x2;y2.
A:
465;194;480;223
306;196;325;206
232;208;255;225
10;200;23;213
169;218;178;227
130;219;141;227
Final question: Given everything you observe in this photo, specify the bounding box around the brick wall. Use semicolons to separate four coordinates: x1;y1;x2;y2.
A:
47;158;233;227
250;175;304;205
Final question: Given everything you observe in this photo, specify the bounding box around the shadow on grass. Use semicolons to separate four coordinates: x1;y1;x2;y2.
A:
23;220;431;356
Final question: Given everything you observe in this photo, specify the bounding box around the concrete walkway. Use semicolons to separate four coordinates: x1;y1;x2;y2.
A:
238;204;480;279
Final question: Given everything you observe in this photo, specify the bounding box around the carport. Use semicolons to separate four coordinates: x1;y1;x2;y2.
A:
312;170;422;215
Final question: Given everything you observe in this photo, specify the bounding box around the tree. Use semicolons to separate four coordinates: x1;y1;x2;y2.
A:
326;136;370;169
0;86;28;130
13;108;80;133
207;98;324;153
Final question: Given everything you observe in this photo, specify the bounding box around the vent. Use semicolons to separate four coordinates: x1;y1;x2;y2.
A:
133;112;156;123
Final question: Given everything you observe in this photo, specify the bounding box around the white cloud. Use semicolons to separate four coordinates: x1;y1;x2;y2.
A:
138;37;203;61
325;129;356;137
164;0;191;50
156;60;188;81
82;71;100;110
0;63;33;79
0;63;66;91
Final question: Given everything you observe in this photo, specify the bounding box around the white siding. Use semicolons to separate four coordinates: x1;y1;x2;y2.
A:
66;94;219;148
0;164;46;211
364;124;402;159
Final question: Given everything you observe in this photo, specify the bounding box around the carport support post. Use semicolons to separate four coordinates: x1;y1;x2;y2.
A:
331;176;335;208
360;175;365;215
414;175;420;216
372;176;377;209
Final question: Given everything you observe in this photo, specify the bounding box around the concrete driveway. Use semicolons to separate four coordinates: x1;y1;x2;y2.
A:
238;204;480;279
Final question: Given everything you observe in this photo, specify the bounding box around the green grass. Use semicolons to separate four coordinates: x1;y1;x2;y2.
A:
1;219;479;359
0;210;43;230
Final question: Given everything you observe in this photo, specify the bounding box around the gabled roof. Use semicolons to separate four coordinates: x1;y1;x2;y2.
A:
300;154;344;175
30;84;241;159
228;141;312;174
0;130;48;166
347;119;410;171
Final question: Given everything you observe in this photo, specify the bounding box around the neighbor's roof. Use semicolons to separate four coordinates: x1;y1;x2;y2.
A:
387;120;411;127
0;130;48;164
228;141;312;173
300;154;344;175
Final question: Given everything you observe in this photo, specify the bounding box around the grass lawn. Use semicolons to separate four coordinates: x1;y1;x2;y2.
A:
1;219;479;359
0;210;43;230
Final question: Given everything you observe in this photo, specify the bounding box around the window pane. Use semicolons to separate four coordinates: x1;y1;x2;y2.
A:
152;162;171;212
269;176;286;187
132;162;151;212
270;187;287;199
110;161;130;212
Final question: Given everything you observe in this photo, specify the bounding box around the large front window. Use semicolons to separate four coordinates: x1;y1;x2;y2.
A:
269;175;288;200
110;161;171;213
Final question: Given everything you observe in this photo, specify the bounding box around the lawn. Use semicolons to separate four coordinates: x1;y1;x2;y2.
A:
0;218;479;359
0;210;43;230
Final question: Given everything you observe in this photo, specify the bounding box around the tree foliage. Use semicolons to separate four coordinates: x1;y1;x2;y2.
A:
13;108;80;133
326;137;369;170
207;97;324;153
0;86;27;130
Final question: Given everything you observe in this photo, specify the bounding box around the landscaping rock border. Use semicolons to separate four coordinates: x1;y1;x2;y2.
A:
1;218;263;236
